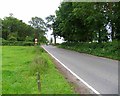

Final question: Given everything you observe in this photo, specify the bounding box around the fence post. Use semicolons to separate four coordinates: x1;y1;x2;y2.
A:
37;72;41;92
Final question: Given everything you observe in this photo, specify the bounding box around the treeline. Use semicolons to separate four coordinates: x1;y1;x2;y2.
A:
53;2;120;43
1;14;48;45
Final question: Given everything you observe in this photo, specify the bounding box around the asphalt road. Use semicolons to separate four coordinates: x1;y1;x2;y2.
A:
42;45;118;94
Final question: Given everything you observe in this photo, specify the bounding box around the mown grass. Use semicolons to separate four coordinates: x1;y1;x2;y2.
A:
58;40;120;60
2;46;74;94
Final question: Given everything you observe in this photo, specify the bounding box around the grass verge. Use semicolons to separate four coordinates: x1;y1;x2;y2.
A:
58;40;120;60
2;46;74;94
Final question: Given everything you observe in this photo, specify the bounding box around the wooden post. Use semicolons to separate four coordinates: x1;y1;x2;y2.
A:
37;72;41;92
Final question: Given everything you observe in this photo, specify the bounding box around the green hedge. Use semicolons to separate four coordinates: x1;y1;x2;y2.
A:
2;40;35;46
58;40;120;60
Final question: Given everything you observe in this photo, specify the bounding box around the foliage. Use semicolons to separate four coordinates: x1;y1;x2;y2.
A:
25;36;33;42
29;17;47;43
2;15;48;44
2;16;34;41
58;40;119;60
8;32;17;41
8;36;17;41
39;36;48;44
54;2;120;43
53;2;119;60
45;15;56;44
2;40;34;46
23;42;34;46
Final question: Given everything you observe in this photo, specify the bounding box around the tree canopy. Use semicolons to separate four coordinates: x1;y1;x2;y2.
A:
52;2;120;43
2;15;48;43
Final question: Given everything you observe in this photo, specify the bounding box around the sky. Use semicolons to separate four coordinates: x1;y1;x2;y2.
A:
0;0;61;23
0;0;64;43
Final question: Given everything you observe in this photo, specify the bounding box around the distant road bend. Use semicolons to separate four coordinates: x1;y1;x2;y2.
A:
42;45;118;94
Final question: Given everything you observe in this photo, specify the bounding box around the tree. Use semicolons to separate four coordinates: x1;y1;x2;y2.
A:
2;15;35;41
55;2;74;42
29;17;46;31
50;37;53;44
45;15;57;44
114;3;120;40
29;17;47;42
54;2;115;43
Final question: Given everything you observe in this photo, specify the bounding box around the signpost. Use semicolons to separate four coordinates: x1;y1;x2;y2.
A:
35;38;38;45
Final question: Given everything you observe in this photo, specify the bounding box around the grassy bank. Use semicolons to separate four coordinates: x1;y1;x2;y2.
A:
2;46;74;94
58;41;119;60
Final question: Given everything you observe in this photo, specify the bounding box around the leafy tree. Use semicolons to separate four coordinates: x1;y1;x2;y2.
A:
54;2;119;43
114;3;120;40
55;2;74;42
2;15;34;41
29;17;46;31
29;17;47;42
46;15;57;44
2;15;48;44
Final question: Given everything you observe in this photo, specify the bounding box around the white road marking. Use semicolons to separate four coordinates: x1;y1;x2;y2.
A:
42;45;101;94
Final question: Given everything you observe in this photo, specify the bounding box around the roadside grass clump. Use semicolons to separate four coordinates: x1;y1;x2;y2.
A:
30;46;74;94
30;46;49;75
30;55;49;75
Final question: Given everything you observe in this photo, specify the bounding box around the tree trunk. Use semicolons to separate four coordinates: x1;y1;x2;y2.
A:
111;22;115;41
54;34;56;45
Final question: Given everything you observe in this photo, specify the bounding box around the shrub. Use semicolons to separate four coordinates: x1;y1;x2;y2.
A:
25;36;33;42
8;33;17;41
0;38;5;45
30;55;48;75
23;42;34;46
8;36;17;41
58;41;119;60
2;40;34;46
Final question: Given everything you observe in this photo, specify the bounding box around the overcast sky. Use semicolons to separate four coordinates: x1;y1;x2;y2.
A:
0;0;64;43
0;0;62;23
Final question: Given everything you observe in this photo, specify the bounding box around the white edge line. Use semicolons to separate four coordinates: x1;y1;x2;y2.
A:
42;45;100;94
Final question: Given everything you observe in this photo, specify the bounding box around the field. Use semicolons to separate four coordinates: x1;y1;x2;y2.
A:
2;46;74;94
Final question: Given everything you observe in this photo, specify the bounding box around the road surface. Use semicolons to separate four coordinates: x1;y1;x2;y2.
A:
42;45;118;94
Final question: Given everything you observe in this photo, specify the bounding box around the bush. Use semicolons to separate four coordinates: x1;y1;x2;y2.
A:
0;38;5;45
8;33;17;41
30;55;48;75
58;41;119;60
25;36;33;42
8;36;17;41
2;40;34;46
23;42;34;46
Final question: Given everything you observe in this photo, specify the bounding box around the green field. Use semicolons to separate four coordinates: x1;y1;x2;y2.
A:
2;46;74;94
